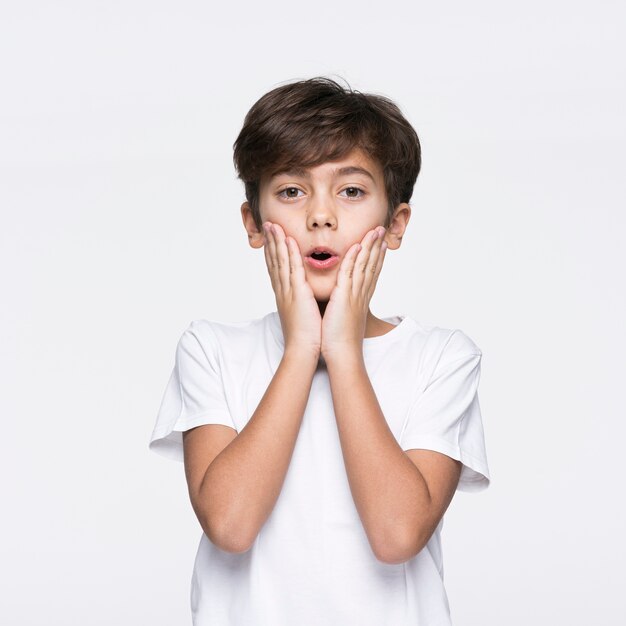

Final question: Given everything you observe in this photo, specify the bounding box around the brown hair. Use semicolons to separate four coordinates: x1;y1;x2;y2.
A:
233;77;421;230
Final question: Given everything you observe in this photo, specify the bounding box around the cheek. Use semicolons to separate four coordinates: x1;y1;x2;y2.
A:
260;210;295;233
356;220;384;241
346;228;370;246
279;223;305;246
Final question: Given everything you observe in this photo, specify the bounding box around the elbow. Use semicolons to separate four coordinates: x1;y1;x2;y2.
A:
212;532;254;555
200;512;257;554
373;544;417;565
372;526;429;565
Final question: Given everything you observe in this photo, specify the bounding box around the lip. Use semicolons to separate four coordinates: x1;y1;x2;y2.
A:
305;245;339;257
304;245;340;270
305;254;340;270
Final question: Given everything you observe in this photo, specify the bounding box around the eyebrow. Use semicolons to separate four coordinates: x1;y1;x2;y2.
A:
272;165;376;183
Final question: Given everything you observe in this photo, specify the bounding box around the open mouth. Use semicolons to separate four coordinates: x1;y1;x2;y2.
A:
311;252;332;261
305;249;340;270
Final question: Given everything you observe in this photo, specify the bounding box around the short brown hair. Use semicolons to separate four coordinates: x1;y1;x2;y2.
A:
233;77;421;230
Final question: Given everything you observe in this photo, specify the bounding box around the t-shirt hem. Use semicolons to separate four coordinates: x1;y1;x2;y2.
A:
149;411;237;462
401;435;491;492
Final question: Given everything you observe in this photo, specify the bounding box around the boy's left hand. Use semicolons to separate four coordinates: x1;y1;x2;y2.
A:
321;226;388;361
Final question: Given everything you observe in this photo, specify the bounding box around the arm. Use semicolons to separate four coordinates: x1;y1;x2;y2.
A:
317;225;462;564
325;350;462;565
183;219;323;554
183;348;318;554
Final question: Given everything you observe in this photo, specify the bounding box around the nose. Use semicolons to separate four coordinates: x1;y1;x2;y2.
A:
306;195;337;230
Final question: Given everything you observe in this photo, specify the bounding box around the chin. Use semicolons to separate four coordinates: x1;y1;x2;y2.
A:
313;291;332;303
306;271;335;300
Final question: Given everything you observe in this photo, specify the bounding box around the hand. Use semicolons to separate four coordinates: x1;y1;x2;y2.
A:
263;221;322;358
320;225;388;361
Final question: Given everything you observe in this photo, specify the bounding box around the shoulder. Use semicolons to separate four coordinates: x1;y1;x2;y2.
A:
403;318;482;379
405;317;481;355
179;311;279;354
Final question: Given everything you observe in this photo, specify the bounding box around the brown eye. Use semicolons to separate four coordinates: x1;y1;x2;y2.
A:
341;187;365;199
279;187;303;199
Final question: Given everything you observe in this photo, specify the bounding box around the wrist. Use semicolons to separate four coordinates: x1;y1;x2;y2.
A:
321;342;364;367
283;343;321;365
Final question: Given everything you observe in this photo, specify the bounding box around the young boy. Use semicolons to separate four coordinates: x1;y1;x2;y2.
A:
149;77;491;625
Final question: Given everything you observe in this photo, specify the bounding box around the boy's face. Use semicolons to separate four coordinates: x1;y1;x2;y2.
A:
242;148;410;303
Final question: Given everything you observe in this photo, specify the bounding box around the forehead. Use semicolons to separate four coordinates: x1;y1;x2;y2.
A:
265;149;383;184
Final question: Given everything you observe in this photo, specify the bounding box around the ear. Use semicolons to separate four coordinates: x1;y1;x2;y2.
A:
241;201;265;249
383;203;411;250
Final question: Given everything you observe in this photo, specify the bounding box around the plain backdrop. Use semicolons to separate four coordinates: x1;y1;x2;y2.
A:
1;1;624;624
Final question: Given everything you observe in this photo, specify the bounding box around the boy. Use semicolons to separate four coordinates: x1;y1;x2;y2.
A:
149;77;491;625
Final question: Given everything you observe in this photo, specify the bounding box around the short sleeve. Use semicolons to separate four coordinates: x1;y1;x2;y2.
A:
399;330;491;492
148;321;237;462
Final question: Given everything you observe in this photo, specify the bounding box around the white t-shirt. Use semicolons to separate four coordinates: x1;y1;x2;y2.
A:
149;311;491;626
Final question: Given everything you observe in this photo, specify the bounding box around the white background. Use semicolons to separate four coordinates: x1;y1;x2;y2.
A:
1;1;624;624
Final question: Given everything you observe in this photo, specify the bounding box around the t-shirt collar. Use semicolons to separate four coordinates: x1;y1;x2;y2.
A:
266;310;415;354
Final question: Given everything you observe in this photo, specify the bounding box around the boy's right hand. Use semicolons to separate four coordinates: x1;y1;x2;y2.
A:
263;221;322;359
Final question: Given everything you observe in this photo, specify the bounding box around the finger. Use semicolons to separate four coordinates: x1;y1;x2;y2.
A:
367;236;388;301
262;222;272;273
271;223;292;295
286;235;307;291
264;222;281;295
352;228;380;297
336;242;362;292
362;227;386;296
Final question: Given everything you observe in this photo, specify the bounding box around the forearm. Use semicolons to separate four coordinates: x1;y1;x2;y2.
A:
325;350;430;563
200;348;318;552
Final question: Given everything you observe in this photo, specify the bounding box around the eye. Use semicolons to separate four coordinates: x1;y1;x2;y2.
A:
340;187;366;199
278;187;304;199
